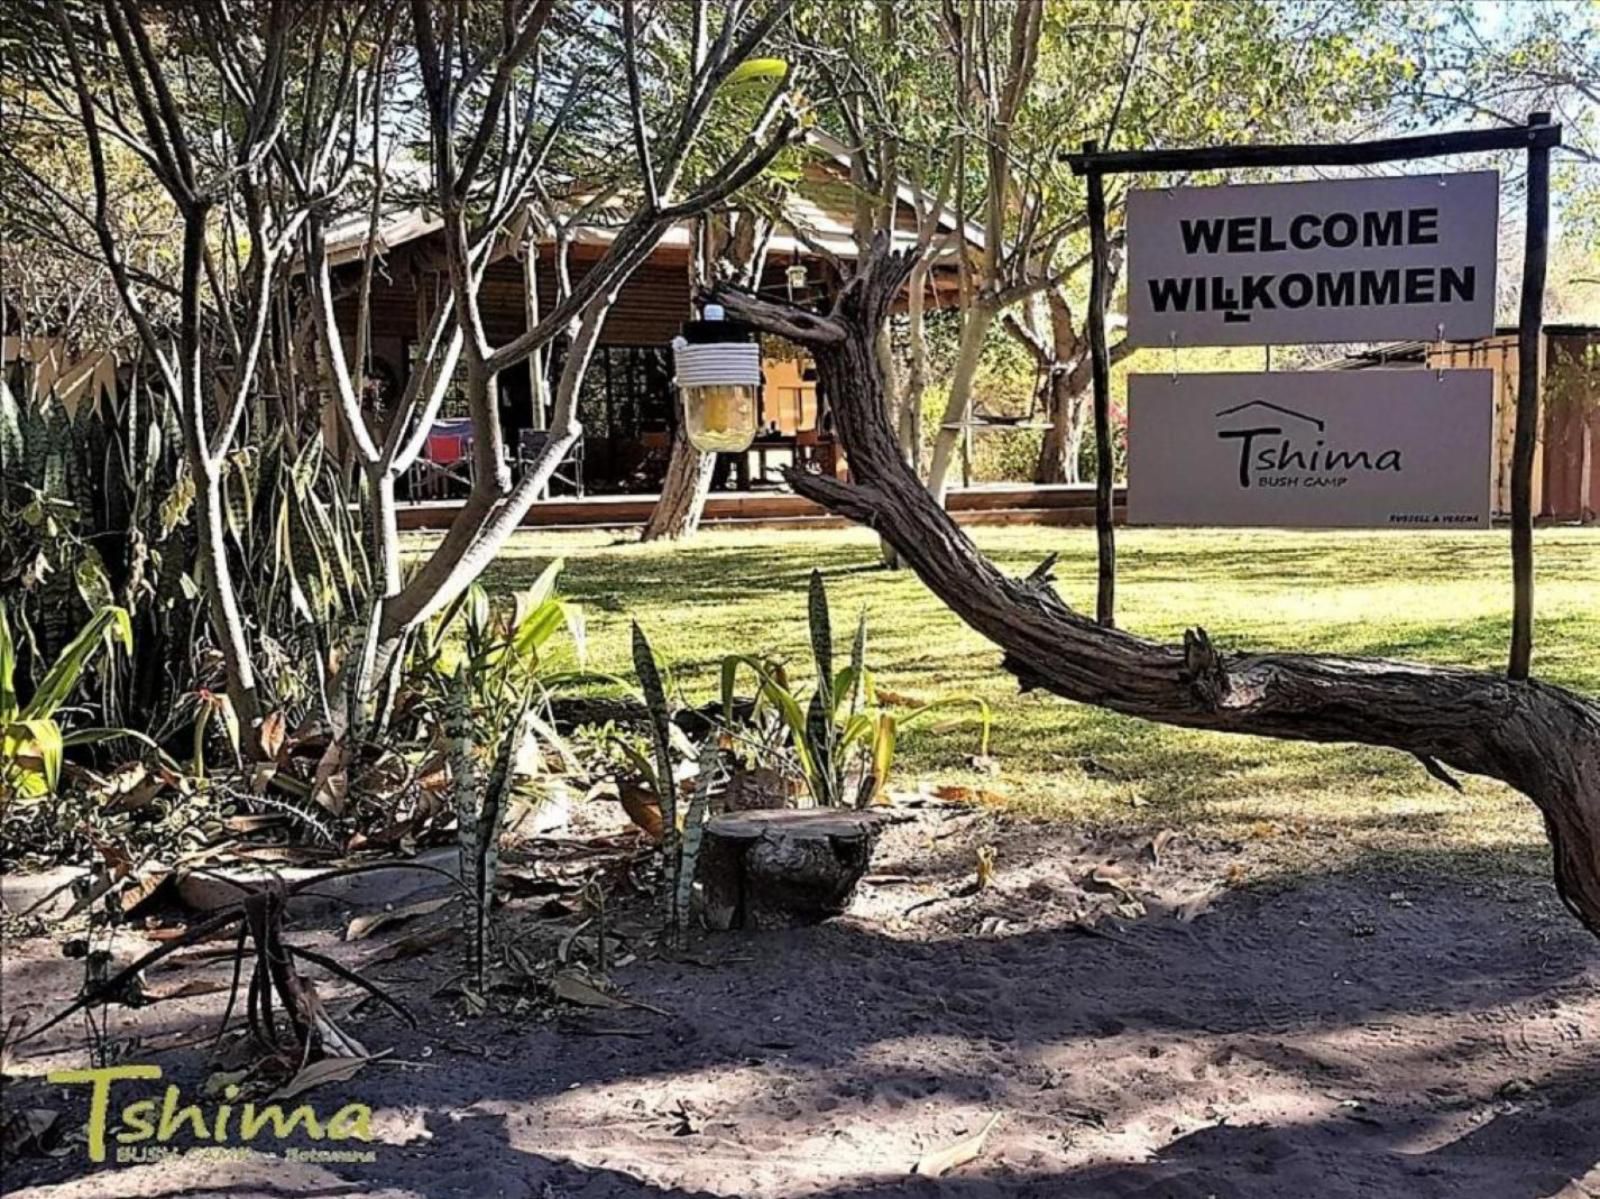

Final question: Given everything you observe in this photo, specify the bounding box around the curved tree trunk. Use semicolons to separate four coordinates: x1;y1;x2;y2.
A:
641;423;717;542
712;240;1600;939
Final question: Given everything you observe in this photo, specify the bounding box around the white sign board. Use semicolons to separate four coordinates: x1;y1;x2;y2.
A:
1126;171;1499;346
1128;371;1493;528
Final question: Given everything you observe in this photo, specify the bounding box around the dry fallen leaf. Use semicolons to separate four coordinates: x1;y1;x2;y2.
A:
369;926;454;964
1141;829;1177;867
344;895;453;941
203;1068;252;1098
551;972;630;1010
119;868;172;915
311;736;352;816
874;687;918;707
1085;862;1137;896
913;1113;1002;1178
1173;891;1218;923
618;780;664;842
145;977;231;1002
551;971;669;1016
975;846;996;891
270;1053;378;1102
259;709;288;760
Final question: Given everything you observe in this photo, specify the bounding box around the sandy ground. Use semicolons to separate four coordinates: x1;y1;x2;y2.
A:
4;801;1599;1198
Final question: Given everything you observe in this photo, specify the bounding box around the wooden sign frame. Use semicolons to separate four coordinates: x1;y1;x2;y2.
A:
1066;115;1561;680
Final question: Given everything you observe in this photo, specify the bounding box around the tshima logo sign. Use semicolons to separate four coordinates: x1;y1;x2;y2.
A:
1212;400;1404;490
48;1064;377;1165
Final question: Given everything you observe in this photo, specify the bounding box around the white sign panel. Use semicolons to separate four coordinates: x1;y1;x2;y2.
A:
1126;171;1499;346
1128;371;1493;528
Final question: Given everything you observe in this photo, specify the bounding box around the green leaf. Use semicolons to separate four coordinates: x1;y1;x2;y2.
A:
900;696;993;759
518;558;565;617
808;569;833;695
4;717;63;796
609;732;662;795
511;600;566;661
847;609;867;718
632;623;677;836
21;606;132;721
869;714;896;805
0;599;17;721
725;57;789;87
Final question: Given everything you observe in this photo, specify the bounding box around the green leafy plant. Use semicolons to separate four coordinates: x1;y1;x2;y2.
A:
412;562;583;730
721;570;991;808
447;666;533;997
0;599;134;799
410;562;589;989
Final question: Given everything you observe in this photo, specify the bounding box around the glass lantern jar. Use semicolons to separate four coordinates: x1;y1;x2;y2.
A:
673;305;761;453
680;383;759;452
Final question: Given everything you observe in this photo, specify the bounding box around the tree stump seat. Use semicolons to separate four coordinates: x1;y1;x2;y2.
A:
697;808;888;930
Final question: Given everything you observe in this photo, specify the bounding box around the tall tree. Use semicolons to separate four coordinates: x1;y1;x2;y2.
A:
371;0;798;679
11;0;800;742
916;0;1410;492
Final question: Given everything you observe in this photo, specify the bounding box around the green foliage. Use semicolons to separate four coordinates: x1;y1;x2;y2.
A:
410;561;584;762
0;599;133;799
0;363;189;728
721;569;990;807
449;665;534;997
628;621;714;946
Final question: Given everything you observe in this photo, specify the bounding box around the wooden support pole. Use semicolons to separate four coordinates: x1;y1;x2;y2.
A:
1084;142;1116;627
1510;112;1553;681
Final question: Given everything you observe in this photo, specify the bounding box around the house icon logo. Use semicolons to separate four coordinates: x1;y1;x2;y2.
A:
1214;399;1326;431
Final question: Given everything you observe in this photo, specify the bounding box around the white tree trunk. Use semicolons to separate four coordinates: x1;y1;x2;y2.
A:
641;423;717;541
924;303;995;506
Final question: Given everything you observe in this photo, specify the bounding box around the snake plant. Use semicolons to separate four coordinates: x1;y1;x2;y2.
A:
721;569;991;807
0;599;133;799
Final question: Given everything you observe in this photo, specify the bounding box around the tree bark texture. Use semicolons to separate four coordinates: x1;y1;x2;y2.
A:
641;422;717;541
711;238;1600;940
698;809;882;930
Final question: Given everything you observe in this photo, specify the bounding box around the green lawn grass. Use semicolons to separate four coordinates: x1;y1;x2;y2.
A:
430;524;1598;875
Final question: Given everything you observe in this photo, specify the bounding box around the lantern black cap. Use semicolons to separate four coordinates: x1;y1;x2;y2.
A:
681;318;757;345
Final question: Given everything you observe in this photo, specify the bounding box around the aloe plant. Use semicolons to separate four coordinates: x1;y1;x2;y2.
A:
721;570;991;808
0;599;133;799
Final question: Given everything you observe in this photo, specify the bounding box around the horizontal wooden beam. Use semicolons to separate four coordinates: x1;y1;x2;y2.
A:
1067;116;1561;177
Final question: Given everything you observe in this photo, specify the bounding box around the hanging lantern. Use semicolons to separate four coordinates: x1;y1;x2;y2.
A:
672;304;761;453
785;261;808;299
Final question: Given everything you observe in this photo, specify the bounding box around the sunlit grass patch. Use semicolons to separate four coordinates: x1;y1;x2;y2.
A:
413;524;1598;874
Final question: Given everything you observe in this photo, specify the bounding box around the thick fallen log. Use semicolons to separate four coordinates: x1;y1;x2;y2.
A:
711;240;1600;939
